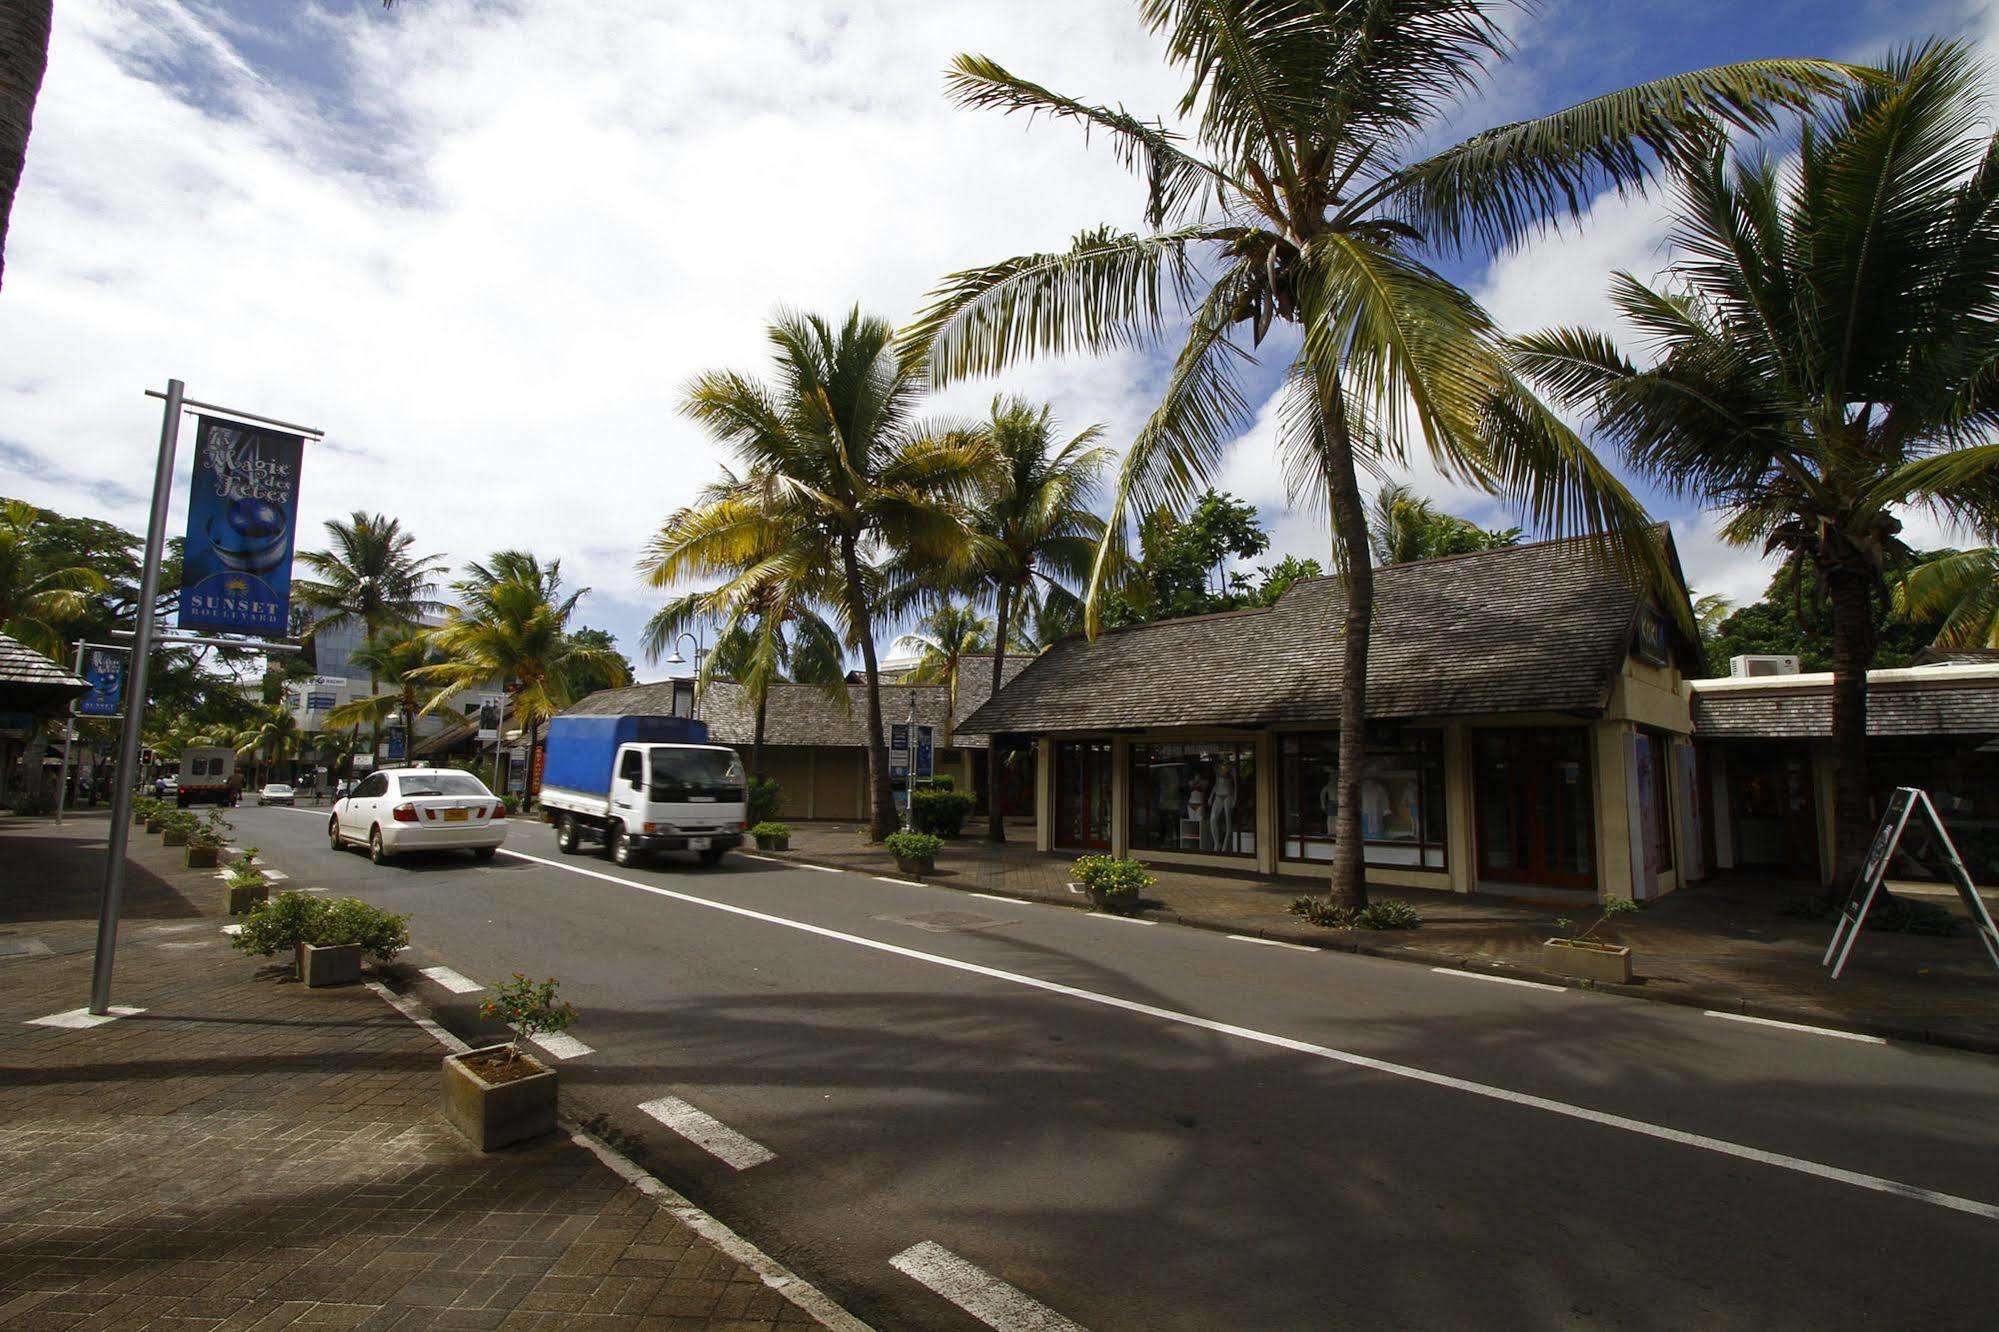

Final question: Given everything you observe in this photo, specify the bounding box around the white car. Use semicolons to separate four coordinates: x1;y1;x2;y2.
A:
257;783;295;806
329;767;508;864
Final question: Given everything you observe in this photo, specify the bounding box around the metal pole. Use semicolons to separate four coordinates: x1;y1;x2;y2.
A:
54;641;83;825
90;379;184;1015
491;691;506;794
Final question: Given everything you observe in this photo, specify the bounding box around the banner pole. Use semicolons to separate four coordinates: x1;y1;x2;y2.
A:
54;641;82;826
89;379;184;1015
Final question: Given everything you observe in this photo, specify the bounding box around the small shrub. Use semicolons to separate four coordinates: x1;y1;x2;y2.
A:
6;790;54;815
1289;895;1356;928
232;891;325;960
746;776;783;828
885;830;943;862
1558;896;1639;943
316;897;411;961
1866;895;1961;937
1356;900;1421;930
481;974;577;1066
187;810;232;850
1074;855;1154;914
158;809;201;839
915;774;954;792
910;789;974;837
749;821;791;839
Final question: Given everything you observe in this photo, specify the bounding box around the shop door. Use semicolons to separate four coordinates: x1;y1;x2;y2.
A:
1474;728;1596;890
1055;740;1113;850
1726;743;1820;881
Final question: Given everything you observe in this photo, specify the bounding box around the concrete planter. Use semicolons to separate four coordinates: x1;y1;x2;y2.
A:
442;1044;558;1151
296;941;363;988
755;835;790;852
161;828;188;847
1542;938;1632;984
185;845;220;869
226;882;269;915
894;854;933;878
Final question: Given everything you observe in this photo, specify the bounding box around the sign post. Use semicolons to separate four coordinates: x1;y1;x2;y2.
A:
54;643;127;825
1823;787;1999;979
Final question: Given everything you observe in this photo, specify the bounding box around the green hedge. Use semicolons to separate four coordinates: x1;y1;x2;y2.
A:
910;789;974;837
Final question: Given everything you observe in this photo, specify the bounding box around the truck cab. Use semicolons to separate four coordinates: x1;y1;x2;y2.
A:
539;712;748;867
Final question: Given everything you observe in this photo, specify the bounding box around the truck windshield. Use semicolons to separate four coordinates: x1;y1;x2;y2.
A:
648;748;745;796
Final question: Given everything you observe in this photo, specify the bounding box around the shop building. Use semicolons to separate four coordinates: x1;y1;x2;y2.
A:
961;535;1705;904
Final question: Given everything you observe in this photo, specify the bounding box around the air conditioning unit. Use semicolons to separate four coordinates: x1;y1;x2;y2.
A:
1729;654;1800;678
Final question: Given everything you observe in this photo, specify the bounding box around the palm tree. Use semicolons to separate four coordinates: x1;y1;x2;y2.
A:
1514;42;1999;887
952;397;1111;839
1895;545;1999;651
907;1;1845;907
680;308;988;841
1368;481;1521;565
234;704;302;787
0;497;105;657
294;512;446;765
892;601;993;751
414;551;630;807
324;632;435;768
0;1;52;294
1693;593;1734;643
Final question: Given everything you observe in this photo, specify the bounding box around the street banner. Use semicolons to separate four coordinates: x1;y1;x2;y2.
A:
179;414;306;636
915;725;934;779
386;727;406;761
891;723;909;752
306;693;336;713
77;647;127;717
477;694;504;741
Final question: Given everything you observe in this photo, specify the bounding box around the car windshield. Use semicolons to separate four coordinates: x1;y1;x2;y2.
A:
265;786;291;794
396;772;492;798
649;748;745;790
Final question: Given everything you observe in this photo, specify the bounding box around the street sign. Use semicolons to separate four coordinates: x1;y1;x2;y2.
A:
891;723;909;752
1823;787;1999;979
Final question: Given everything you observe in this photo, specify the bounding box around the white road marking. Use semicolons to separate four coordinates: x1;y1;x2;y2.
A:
495;847;1999;1222
1087;913;1154;925
738;852;784;864
875;876;926;888
365;980;470;1054
264;870;289;882
638;1095;776;1170
796;863;844;874
27;1006;145;1029
890;1241;1086;1332
220;924;242;936
419;966;483;994
968;893;1020;904
1431;967;1567;993
1228;935;1317;953
532;1032;594;1059
1703;1011;1887;1044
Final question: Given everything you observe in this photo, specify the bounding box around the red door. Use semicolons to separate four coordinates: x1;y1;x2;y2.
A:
1055;740;1113;850
1474;728;1596;890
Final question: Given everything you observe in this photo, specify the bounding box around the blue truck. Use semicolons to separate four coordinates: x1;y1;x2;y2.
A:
537;714;748;867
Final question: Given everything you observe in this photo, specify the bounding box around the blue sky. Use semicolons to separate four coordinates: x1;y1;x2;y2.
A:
1;0;1991;672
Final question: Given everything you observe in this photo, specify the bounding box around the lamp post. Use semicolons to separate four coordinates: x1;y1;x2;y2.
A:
664;630;706;720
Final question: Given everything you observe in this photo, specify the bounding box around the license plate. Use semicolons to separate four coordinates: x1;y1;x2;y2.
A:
687;837;710;850
442;808;468;822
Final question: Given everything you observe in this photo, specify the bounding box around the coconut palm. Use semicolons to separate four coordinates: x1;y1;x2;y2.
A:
679;308;989;840
294;512;447;764
0;497;105;657
413;551;630;806
324;632;436;768
1514;42;1999;886
908;1;1846;906
1895;544;1999;650
0;1;52;294
892;601;994;751
951;397;1111;839
234;704;303;787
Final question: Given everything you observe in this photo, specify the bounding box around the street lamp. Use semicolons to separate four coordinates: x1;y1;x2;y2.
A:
664;630;706;720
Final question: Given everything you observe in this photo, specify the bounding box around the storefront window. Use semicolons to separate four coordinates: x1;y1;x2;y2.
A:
1871;739;1999;886
1129;741;1257;856
1281;731;1446;867
1635;730;1673;877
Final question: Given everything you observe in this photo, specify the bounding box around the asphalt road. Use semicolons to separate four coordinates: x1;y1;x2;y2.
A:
234;803;1999;1331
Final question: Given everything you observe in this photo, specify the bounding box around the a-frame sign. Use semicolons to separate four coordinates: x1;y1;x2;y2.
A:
1823;787;1999;980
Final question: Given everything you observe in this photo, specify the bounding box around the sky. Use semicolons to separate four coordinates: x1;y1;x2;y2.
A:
2;0;1995;672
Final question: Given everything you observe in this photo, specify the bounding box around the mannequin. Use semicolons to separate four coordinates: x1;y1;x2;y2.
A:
1208;760;1237;852
1318;770;1337;838
1185;771;1209;848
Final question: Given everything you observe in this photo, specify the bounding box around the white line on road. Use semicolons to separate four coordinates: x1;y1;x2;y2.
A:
890;1241;1086;1332
1703;1011;1887;1044
1430;967;1567;993
1228;935;1317;953
795;863;844;874
220;924;242;936
638;1095;776;1170
968;893;1019;904
494;847;1999;1223
420;966;483;994
1087;913;1154;925
366;981;470;1054
875;876;927;888
738;852;784;864
532;1032;595;1059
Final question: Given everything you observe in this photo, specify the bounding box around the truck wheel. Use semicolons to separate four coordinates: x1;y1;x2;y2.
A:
556;814;580;854
699;847;726;866
369;827;393;865
608;823;636;867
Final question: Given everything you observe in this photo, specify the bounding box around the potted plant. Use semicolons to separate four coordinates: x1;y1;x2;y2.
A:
230;890;322;972
158;809;199;847
443;974;576;1151
133;796;160;828
885;830;942;877
750;820;792;852
298;896;410;987
223;848;270;915
1542;898;1638;983
184;810;231;869
1073;855;1153;915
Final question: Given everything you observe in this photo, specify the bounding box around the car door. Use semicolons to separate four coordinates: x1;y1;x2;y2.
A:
344;773;386;838
612;748;645;829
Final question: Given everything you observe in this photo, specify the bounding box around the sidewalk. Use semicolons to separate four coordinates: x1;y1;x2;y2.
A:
0;812;847;1331
767;820;1999;1053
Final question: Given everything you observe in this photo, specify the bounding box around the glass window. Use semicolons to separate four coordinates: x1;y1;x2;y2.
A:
1635;731;1673;876
397;772;492;798
649;747;747;799
1281;731;1447;868
1129;741;1257;857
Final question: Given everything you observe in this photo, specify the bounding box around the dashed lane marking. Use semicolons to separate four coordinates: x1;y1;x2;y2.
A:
532;1032;594;1059
875;876;926;888
1430;967;1568;993
493;847;1999;1223
1086;913;1154;925
890;1241;1086;1332
419;966;483;994
365;980;470;1054
1228;935;1318;953
637;1095;776;1170
1704;1011;1887;1044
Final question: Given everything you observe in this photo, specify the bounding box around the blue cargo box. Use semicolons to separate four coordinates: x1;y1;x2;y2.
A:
541;714;710;798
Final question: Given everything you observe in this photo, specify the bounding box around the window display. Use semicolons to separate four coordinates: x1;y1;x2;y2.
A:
1130;741;1256;856
1280;731;1446;867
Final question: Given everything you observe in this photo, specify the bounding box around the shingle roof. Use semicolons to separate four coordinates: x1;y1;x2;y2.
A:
960;535;1671;734
1690;666;1999;737
563;653;1031;749
0;632;89;715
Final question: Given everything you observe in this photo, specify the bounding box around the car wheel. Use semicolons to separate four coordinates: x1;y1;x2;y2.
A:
328;818;342;850
609;823;634;867
369;827;392;865
555;814;579;854
699;847;726;866
472;847;496;862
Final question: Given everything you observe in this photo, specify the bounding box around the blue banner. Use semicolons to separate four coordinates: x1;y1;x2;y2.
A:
77;647;126;717
386;728;405;761
915;725;934;778
179;414;305;636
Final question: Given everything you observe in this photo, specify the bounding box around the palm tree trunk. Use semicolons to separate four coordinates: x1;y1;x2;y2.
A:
752;689;768;780
0;0;51;293
986;589;1011;842
1826;565;1876;896
525;716;541;810
840;534;895;841
1322;391;1373;912
366;668;381;767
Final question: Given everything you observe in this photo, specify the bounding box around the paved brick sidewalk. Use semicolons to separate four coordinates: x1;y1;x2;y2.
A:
0;813;852;1331
769;819;1999;1052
